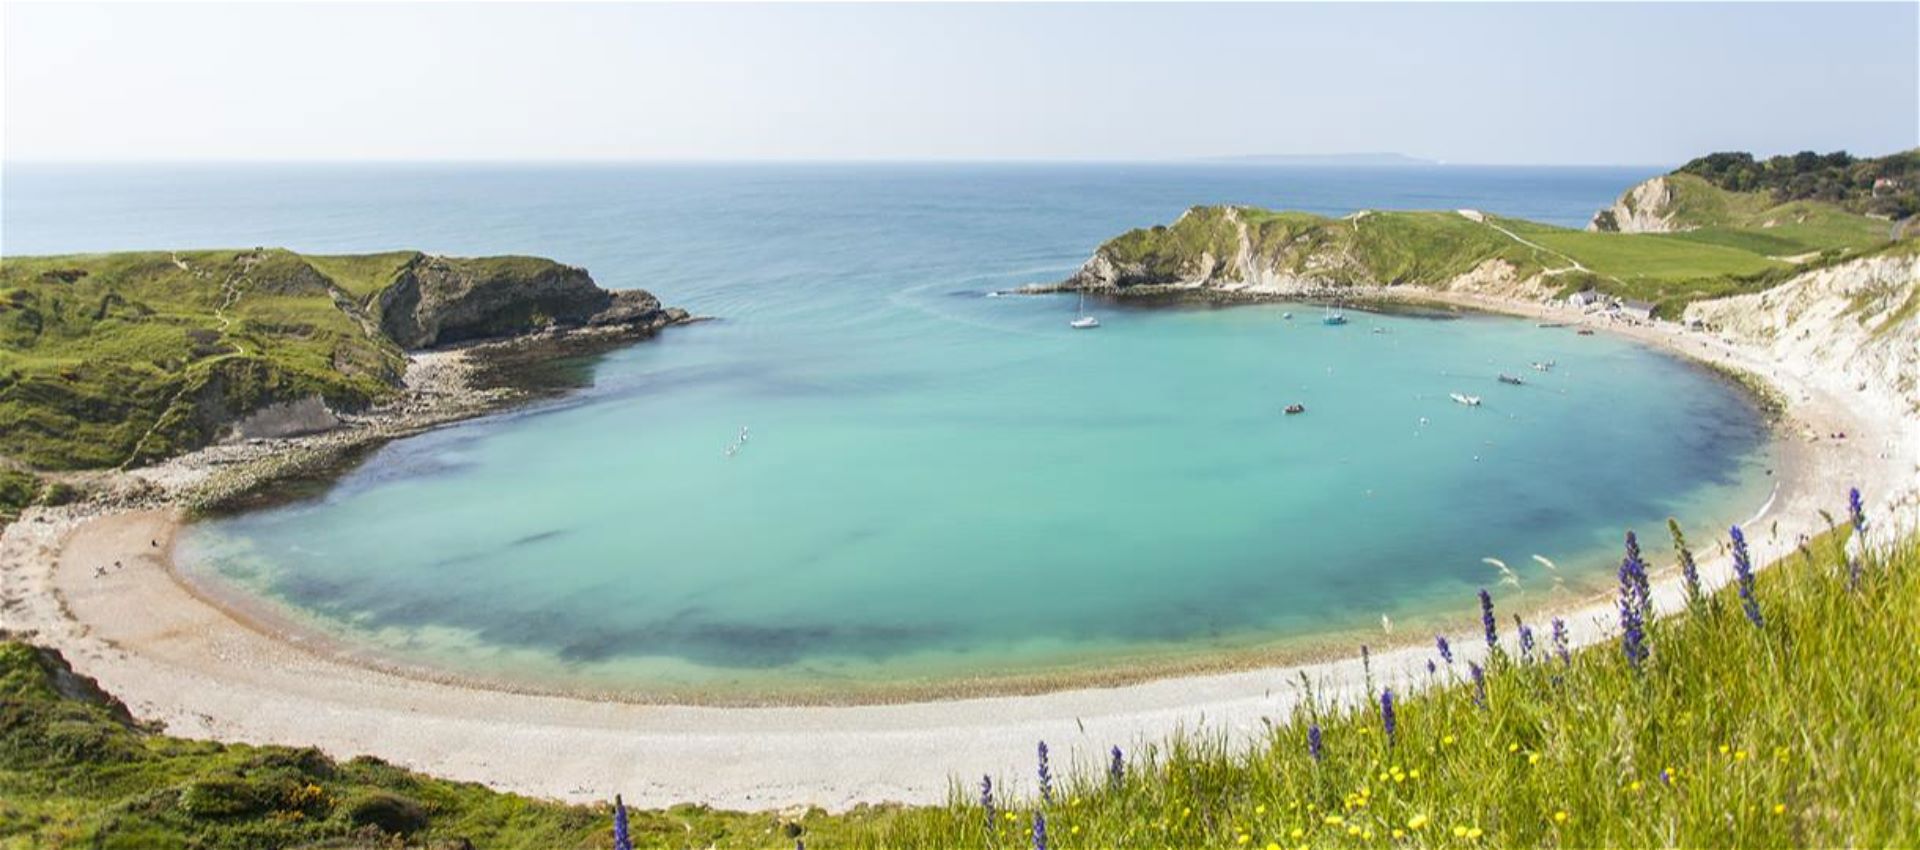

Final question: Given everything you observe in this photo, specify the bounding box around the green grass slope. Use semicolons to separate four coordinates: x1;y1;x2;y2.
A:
0;250;410;469
1084;153;1910;317
4;502;1912;848
0;249;625;471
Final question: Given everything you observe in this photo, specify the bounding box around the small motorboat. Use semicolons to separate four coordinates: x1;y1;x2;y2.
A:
1498;373;1525;386
1323;311;1349;326
1531;361;1555;372
1372;326;1387;334
1450;392;1483;407
1282;311;1294;320
1284;403;1306;415
1577;328;1596;336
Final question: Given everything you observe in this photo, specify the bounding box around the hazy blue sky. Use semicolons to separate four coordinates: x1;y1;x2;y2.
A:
5;2;1915;165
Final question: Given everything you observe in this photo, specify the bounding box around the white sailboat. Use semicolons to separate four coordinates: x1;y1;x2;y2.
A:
1070;291;1100;329
1450;392;1483;407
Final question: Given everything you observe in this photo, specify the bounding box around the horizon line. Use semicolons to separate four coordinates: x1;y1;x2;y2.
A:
3;156;1682;169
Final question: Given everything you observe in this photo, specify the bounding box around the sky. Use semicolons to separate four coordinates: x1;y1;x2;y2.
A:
4;2;1916;165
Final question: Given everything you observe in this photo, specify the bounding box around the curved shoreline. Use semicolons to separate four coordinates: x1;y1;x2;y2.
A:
3;291;1910;810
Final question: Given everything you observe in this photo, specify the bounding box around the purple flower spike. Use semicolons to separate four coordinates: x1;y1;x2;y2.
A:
1469;661;1487;709
1380;688;1397;745
1435;635;1454;664
981;775;995;831
1036;741;1053;804
1479;589;1498;648
1032;811;1048;850
1109;746;1125;786
1308;724;1324;761
1550;617;1570;665
613;794;632;850
1518;623;1536;663
1730;525;1763;628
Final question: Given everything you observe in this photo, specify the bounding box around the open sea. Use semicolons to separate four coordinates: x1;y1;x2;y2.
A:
3;163;1777;699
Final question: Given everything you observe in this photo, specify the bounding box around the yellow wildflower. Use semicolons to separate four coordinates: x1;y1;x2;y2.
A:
1325;815;1344;826
1256;804;1267;816
1453;826;1469;838
1346;825;1361;837
1735;749;1749;762
1627;780;1643;793
1266;844;1283;850
1553;810;1569;824
1290;827;1304;839
1237;833;1250;845
1467;827;1484;839
1507;742;1520;753
1528;752;1542;765
1392;829;1405;839
1773;803;1787;815
1718;744;1730;755
1071;826;1081;835
1442;734;1456;746
1409;769;1420;779
1407;814;1430;830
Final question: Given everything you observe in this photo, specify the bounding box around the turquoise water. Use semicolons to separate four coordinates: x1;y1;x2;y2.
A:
5;164;1776;698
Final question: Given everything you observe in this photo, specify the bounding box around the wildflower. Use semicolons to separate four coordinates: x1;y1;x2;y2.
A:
1518;623;1536;664
1032;812;1047;850
1427;659;1437;675
1308;724;1323;761
1452;825;1468;838
1528;752;1542;765
1618;570;1647;669
1324;815;1344;826
1658;768;1671;785
1435;635;1454;664
981;776;995;832
1550;617;1570;665
1627;780;1643;792
1442;734;1455;746
612;794;632;850
1037;741;1053;804
1730;525;1763;627
1773;803;1787;815
1849;487;1868;587
1469;661;1487;709
1479;589;1498;648
1267;844;1283;850
1623;530;1652;618
1380;688;1397;745
1467;827;1483;839
1238;833;1250;844
1109;746;1124;786
1553;810;1569;824
1669;518;1703;606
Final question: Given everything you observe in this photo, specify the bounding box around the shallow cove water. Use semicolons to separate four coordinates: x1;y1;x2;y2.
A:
8;164;1776;701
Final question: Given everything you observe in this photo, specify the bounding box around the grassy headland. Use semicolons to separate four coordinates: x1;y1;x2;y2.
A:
1064;149;1915;318
4;506;1912;848
0;249;679;485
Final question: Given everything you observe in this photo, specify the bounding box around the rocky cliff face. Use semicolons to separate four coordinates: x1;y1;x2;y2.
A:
376;255;685;349
1686;251;1920;421
1588;176;1687;233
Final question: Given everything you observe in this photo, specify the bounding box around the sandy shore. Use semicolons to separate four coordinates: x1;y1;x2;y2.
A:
3;293;1914;811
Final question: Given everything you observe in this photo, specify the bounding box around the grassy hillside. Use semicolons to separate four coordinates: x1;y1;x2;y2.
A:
0;249;635;471
1082;157;1908;317
5;495;1911;848
0;250;410;469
